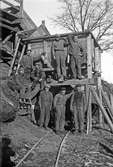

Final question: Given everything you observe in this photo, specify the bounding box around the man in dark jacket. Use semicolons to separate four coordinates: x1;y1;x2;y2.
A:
68;35;84;79
54;87;73;133
39;85;53;129
31;61;46;90
70;85;86;133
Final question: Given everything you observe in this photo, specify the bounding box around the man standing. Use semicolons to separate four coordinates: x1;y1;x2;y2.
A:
52;35;67;82
54;87;73;134
39;85;53;130
70;85;86;133
31;61;46;90
68;35;84;79
20;48;33;71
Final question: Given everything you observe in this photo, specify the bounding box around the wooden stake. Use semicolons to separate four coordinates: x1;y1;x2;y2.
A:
90;87;113;132
8;38;21;76
2;34;12;44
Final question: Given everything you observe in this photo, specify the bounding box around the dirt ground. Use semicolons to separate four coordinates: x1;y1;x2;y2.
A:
1;116;113;167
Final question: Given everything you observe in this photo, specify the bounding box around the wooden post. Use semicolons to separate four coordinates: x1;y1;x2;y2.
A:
87;87;92;134
19;0;23;18
95;47;103;126
16;44;26;74
8;38;21;76
87;34;92;79
101;89;113;119
86;34;92;133
90;87;113;132
110;93;113;109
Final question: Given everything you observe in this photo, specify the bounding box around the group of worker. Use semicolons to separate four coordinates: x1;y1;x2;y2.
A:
37;84;86;135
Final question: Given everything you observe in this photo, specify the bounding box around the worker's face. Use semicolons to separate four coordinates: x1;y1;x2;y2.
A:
27;50;31;56
77;86;84;92
61;90;66;95
45;87;49;91
19;67;24;74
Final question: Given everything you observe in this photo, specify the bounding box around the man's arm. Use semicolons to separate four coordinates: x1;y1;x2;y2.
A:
66;90;74;100
70;94;74;111
54;94;58;108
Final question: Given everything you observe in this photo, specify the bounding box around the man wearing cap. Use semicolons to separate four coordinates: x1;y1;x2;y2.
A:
67;35;84;79
54;87;73;133
70;85;86;133
31;61;46;90
38;85;53;129
20;49;33;71
52;35;68;82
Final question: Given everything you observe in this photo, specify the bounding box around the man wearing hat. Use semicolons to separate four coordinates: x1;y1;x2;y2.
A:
20;48;33;71
67;35;84;79
38;85;53;129
31;61;46;90
70;85;86;133
52;35;68;82
54;87;73;133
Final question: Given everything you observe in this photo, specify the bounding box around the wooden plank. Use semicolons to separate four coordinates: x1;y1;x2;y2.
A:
90;86;113;132
110;93;113;109
2;0;20;10
16;44;26;74
8;38;21;76
0;17;20;24
87;34;92;79
1;23;18;31
1;9;19;18
48;78;94;86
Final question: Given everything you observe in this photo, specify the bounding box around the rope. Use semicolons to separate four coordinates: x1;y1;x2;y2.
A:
15;131;49;167
54;131;70;167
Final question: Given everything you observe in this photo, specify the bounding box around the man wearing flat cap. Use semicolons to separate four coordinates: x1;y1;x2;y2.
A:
70;85;86;133
54;87;73;133
67;35;84;80
38;85;53;130
20;48;33;71
52;35;68;82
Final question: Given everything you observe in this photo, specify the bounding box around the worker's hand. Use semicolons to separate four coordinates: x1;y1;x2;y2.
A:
39;78;42;82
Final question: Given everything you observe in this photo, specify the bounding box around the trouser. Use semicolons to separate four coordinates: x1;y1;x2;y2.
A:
70;55;81;79
72;105;84;131
55;105;65;131
55;50;66;78
39;104;51;127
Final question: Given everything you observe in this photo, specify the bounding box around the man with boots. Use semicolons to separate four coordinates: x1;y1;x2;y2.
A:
38;85;53;130
67;35;84;80
54;87;73;134
70;85;86;133
52;35;67;82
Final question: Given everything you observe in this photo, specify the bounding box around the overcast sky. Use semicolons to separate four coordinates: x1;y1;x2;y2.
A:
24;0;113;83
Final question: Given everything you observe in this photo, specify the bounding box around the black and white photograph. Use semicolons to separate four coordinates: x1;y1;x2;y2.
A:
0;0;113;166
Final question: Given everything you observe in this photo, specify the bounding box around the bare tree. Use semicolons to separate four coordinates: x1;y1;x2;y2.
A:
52;0;113;50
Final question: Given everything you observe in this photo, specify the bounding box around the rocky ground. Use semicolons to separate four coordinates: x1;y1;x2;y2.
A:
1;116;113;167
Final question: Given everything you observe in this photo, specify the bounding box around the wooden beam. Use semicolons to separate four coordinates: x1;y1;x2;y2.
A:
2;34;13;44
1;9;19;18
16;44;26;74
8;38;21;76
1;23;18;31
87;88;92;134
101;89;113;120
90;86;113;132
48;78;94;86
87;34;92;79
0;17;20;24
2;0;20;11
